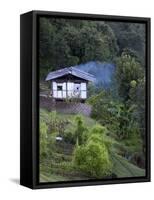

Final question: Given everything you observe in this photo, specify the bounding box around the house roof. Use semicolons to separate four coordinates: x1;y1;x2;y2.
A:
45;67;95;82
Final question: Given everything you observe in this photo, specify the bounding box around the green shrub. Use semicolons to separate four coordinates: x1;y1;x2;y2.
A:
74;138;112;178
88;124;113;149
90;124;107;135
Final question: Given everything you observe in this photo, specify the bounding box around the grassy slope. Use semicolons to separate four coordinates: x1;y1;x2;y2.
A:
40;109;95;182
40;109;145;182
111;154;145;177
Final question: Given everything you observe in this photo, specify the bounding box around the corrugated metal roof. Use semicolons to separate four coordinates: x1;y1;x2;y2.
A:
45;67;95;82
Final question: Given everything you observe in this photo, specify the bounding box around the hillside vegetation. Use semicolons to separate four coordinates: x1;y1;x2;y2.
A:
40;109;145;182
39;17;146;182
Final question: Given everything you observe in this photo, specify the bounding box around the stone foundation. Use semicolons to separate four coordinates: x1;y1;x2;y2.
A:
40;96;92;117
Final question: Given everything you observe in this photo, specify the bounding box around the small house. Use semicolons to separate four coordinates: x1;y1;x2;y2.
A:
45;67;95;100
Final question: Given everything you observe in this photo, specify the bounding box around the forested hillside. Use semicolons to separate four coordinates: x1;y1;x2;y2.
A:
39;17;145;79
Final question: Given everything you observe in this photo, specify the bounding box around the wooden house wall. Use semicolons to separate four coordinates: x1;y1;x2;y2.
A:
51;81;87;99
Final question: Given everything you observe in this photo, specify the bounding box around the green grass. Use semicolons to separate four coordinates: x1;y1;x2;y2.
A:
40;161;90;182
111;153;145;177
40;172;91;182
40;173;69;182
40;108;96;125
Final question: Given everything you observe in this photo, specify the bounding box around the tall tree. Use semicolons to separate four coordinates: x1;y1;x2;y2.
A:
116;51;144;101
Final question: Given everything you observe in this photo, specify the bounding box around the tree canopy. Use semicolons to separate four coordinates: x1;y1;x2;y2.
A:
39;18;119;79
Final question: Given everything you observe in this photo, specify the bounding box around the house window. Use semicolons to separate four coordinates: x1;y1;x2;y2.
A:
57;85;63;91
74;83;81;92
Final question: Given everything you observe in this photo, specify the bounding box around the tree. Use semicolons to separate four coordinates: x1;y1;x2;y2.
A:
87;91;113;125
128;77;146;153
116;51;144;101
39;18;118;79
74;135;112;178
74;116;87;145
107;22;145;64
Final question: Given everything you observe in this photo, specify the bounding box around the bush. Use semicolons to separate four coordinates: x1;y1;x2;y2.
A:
73;124;113;178
73;136;112;178
90;124;107;135
88;124;113;149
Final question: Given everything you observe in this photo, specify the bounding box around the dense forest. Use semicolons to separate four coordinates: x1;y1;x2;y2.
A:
39;17;146;182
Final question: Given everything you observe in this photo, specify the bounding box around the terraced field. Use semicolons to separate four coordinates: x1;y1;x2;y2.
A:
40;109;145;182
